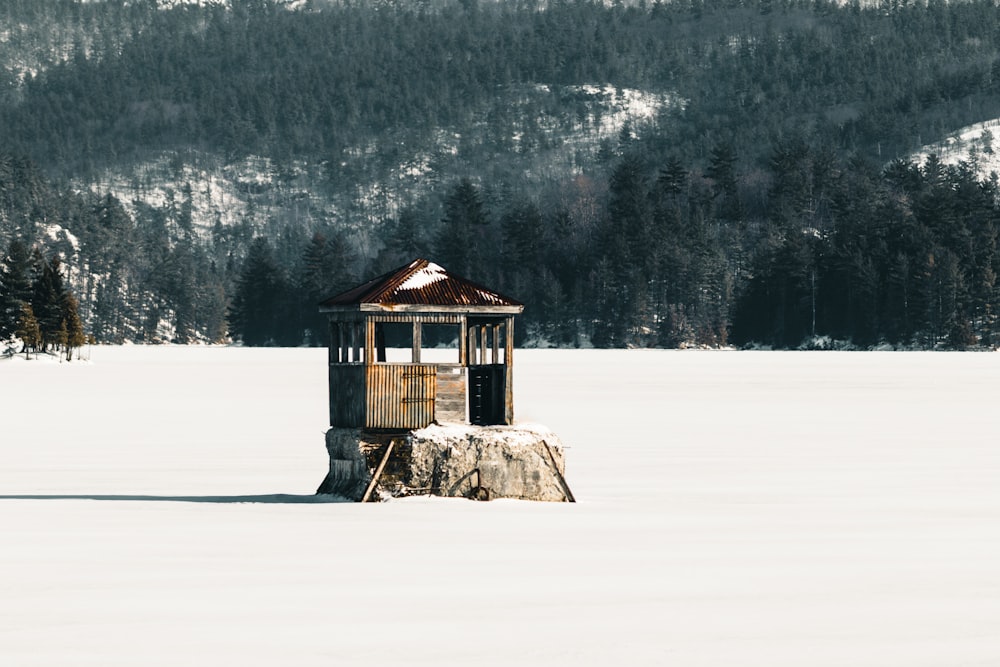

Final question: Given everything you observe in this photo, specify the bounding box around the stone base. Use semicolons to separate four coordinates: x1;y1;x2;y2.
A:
316;424;572;502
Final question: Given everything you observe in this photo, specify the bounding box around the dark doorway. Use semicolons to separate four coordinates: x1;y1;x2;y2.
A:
468;365;505;425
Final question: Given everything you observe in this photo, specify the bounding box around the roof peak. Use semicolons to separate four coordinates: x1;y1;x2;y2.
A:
320;259;523;312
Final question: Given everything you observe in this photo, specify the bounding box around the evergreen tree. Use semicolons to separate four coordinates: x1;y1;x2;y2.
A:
228;237;292;346
437;179;490;277
0;239;34;340
297;232;355;346
62;292;86;361
376;207;431;271
15;302;41;359
31;252;69;352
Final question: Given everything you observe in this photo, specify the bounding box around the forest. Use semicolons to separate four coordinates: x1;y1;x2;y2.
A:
3;0;1000;349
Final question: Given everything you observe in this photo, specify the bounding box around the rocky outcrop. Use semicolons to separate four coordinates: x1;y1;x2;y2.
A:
316;424;572;502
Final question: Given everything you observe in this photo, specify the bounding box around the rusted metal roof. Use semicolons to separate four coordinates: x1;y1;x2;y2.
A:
320;259;523;312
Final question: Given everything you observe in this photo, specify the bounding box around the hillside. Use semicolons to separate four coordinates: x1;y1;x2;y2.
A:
4;0;1000;348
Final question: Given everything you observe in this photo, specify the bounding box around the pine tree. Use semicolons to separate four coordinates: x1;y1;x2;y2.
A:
62;292;86;361
298;232;355;346
15;302;41;359
437;179;490;277
0;239;34;341
31;252;69;352
229;237;291;346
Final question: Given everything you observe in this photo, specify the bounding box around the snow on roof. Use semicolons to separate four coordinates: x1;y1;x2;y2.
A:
319;258;523;311
397;261;448;291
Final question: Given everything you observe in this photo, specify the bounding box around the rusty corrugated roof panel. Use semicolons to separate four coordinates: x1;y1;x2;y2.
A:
320;259;523;310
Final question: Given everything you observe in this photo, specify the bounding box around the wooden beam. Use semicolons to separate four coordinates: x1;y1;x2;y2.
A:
375;324;386;362
351;322;364;363
361;441;396;503
492;323;500;364
334;320;339;365
412;321;422;363
480;325;487;366
542;440;575;503
505;316;514;424
364;318;375;366
350;303;523;315
458;317;467;365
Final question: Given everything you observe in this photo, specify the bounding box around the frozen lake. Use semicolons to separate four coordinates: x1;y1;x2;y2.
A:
2;347;999;666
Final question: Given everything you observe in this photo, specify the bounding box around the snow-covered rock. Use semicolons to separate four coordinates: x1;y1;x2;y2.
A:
317;423;572;502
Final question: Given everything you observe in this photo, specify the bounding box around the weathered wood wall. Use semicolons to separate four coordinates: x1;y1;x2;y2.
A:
365;364;436;429
329;364;366;427
435;366;466;423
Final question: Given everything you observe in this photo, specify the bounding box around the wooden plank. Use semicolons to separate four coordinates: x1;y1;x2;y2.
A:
480;326;487;367
336;322;345;363
435;365;466;423
505;316;514;424
356;322;364;362
412;322;421;363
492;323;500;364
329;364;365;426
361;441;395;503
328;320;335;365
542;440;575;503
459;316;467;366
364;319;375;366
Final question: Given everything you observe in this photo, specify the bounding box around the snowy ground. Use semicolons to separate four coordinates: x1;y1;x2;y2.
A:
2;347;999;666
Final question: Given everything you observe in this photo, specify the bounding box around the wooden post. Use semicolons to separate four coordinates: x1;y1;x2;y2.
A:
337;322;345;363
412;321;422;363
492;323;500;364
364;318;375;366
355;322;364;363
376;324;386;362
458;317;467;365
479;325;487;366
504;316;514;424
334;320;339;366
361;441;395;503
542;440;575;503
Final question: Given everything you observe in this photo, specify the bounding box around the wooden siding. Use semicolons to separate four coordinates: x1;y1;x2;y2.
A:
366;364;436;429
435;366;466;423
329;364;366;427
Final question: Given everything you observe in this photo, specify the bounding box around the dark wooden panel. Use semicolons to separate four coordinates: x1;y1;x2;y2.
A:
329;364;366;427
469;364;505;425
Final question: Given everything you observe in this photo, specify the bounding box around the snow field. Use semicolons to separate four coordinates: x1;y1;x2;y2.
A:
2;348;999;666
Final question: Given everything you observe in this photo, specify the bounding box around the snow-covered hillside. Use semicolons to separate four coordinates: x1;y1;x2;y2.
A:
3;348;999;666
910;117;1000;177
80;85;682;240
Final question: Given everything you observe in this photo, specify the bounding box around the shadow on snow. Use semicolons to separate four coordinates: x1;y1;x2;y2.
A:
0;493;349;504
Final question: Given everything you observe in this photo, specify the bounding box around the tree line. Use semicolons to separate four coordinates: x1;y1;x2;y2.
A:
228;140;1000;350
4;0;1000;349
4;139;1000;350
0;240;86;359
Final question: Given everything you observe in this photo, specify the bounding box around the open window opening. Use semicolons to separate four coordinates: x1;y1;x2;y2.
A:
467;320;508;366
373;321;462;364
330;321;366;364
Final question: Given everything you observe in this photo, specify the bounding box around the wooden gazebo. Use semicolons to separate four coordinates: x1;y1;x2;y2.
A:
319;259;523;430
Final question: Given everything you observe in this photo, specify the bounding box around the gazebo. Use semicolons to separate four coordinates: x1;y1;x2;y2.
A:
319;259;524;430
